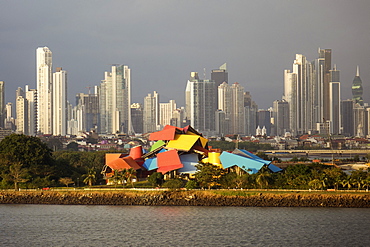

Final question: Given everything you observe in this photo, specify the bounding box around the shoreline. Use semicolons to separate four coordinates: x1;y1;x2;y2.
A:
1;190;369;208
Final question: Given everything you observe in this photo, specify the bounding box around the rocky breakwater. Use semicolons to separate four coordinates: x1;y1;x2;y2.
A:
0;191;369;208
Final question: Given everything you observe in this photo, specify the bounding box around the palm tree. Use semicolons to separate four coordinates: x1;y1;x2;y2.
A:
124;168;137;188
83;168;97;187
256;172;271;189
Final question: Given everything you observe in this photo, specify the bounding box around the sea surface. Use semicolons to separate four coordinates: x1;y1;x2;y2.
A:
1;204;369;247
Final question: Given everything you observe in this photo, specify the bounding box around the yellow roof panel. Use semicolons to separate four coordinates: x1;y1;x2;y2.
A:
166;134;200;151
199;136;208;147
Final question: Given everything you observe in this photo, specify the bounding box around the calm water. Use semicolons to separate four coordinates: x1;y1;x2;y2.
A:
1;205;369;247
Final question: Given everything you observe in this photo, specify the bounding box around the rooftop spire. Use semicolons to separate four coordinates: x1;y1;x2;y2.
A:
356;65;360;77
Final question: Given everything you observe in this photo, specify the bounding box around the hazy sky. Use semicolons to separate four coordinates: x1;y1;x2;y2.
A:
1;0;370;109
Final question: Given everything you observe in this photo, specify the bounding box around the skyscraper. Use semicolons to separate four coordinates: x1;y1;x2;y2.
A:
0;81;4;128
131;103;143;134
99;65;131;134
53;67;67;136
329;65;341;135
352;66;363;106
185;72;217;134
25;86;37;136
244;91;258;136
211;63;228;85
273;100;290;136
341;99;354;136
217;82;245;135
160;100;176;127
292;54;311;134
16;95;28;134
319;48;332;121
36;46;53;135
76;92;100;133
143;91;159;133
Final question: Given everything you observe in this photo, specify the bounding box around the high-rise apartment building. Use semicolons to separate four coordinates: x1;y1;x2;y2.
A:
53;67;67;136
143;91;159;133
36;46;53;135
217;82;245;135
319;48;332;121
273;100;290;136
99;65;131;134
185;72;217;134
329;65;341;135
341;99;354;136
16;96;28;134
131;103;143;134
0;81;4;128
352;66;363;106
25;86;37;136
160;100;176;127
244;91;258;136
76;92;100;133
353;103;365;137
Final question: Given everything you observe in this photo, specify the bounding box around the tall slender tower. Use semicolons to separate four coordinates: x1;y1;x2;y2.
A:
329;65;341;135
36;47;53;135
53;67;67;136
352;66;363;106
0;81;4;128
319;48;332;121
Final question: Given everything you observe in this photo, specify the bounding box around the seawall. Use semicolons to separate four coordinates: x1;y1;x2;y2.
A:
1;191;369;207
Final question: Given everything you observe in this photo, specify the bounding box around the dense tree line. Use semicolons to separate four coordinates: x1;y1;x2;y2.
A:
0;134;109;189
189;162;370;190
1;134;369;191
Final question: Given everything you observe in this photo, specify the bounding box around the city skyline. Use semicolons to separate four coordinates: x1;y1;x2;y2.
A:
1;1;369;109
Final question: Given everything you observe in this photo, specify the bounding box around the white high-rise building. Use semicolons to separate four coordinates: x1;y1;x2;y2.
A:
53;67;67;136
160;100;176;127
217;82;245;135
16;96;28;134
99;65;131;134
143;91;159;133
0;81;4;128
36;47;53;135
329;65;341;135
25;85;37;136
185;72;217;134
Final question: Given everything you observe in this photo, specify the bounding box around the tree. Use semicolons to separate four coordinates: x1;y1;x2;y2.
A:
185;180;198;190
66;142;79;151
82;168;97;186
255;172;271;189
308;179;323;190
195;163;223;189
162;179;184;190
0;134;55;188
219;172;237;189
148;172;164;187
8;162;29;190
124;168;137;188
111;170;125;187
59;177;74;187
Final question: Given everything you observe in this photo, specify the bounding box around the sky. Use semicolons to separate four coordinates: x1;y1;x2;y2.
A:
1;0;370;109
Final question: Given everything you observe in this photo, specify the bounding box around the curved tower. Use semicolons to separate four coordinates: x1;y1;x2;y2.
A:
352;66;363;106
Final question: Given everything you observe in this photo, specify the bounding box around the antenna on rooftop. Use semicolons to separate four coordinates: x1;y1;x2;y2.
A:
203;68;206;79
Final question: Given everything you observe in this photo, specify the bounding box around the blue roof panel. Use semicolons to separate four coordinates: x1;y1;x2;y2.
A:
219;152;265;174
